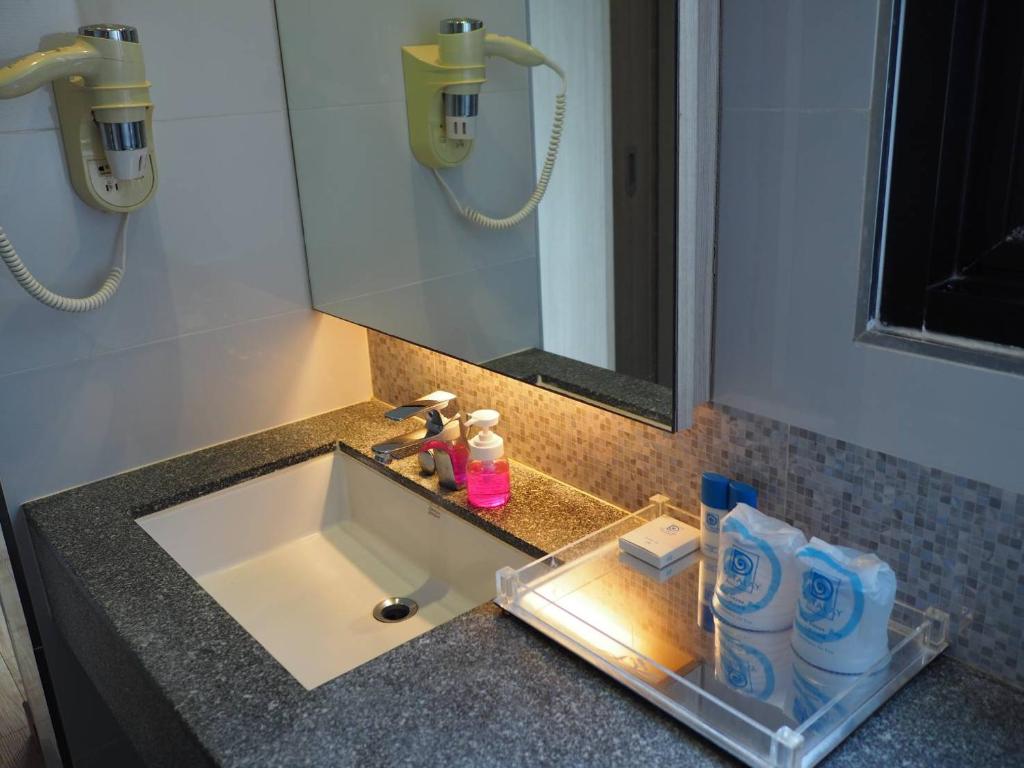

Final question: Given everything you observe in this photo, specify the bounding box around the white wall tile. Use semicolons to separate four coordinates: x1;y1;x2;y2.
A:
0;0;77;133
276;0;529;111
77;0;288;120
0;1;373;760
0;311;370;509
0;0;288;134
321;257;540;363
294;93;538;305
0;112;311;376
0;127;118;372
95;111;312;350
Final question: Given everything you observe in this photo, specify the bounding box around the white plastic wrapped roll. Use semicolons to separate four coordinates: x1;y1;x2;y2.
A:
712;504;807;631
790;538;897;674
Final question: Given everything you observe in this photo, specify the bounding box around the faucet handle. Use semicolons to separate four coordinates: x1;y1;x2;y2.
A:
384;390;458;422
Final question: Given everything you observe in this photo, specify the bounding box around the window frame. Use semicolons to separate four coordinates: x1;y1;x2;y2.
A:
856;0;1024;375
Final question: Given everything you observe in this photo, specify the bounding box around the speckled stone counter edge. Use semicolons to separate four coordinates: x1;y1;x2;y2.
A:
23;400;625;766
22;400;1024;767
25;400;626;559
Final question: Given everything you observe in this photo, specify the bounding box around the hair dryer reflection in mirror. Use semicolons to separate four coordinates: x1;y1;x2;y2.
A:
401;17;567;230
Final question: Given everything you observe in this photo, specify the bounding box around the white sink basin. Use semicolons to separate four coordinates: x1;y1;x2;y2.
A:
138;451;531;689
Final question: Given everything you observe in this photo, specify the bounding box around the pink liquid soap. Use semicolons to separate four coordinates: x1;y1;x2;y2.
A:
467;458;510;508
423;439;469;488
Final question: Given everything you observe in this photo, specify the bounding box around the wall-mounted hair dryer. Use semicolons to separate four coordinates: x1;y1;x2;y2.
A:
0;23;157;311
401;18;566;230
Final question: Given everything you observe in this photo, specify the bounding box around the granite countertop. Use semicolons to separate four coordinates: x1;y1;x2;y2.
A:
24;400;1024;767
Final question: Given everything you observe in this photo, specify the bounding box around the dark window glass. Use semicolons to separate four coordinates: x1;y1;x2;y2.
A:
878;0;1024;349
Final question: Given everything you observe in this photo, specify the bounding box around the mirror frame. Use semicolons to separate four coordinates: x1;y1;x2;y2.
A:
276;0;718;431
673;0;718;430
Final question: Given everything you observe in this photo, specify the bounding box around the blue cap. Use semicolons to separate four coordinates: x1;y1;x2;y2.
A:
700;472;730;509
728;480;758;510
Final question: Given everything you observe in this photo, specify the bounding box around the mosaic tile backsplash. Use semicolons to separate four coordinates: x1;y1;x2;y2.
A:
368;331;1024;689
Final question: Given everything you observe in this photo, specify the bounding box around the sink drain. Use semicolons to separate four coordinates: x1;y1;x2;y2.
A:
373;597;419;623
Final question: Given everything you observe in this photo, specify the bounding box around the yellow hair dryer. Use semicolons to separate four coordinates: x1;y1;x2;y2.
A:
0;23;157;211
0;24;156;311
401;18;566;230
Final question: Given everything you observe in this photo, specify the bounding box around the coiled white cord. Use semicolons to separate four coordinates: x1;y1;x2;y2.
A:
0;213;129;312
433;60;566;230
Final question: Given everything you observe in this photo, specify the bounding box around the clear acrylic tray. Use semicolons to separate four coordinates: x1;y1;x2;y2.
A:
495;496;949;768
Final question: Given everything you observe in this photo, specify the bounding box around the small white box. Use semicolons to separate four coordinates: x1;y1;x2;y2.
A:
619;549;700;583
618;515;700;569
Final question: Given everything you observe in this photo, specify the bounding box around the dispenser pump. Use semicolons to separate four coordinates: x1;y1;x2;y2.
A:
465;408;510;509
466;409;504;461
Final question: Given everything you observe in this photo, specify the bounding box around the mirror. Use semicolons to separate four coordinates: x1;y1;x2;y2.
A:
275;1;716;430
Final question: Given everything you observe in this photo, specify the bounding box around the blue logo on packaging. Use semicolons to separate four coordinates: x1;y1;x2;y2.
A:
720;639;775;700
715;518;782;614
801;569;840;622
796;550;865;644
723;546;760;594
722;648;750;690
706;511;719;530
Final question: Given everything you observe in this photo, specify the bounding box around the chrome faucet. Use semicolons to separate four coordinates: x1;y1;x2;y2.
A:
371;391;467;490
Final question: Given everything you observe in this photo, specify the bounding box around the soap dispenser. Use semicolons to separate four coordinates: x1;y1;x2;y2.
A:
465;409;510;509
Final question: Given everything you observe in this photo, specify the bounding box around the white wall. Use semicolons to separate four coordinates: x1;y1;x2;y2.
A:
0;2;372;763
715;0;1024;493
277;0;542;365
529;0;615;368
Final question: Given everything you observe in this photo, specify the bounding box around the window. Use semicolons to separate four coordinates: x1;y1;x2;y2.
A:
874;0;1024;352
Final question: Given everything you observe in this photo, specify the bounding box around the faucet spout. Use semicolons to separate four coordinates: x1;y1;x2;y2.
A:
371;417;461;464
383;390;458;422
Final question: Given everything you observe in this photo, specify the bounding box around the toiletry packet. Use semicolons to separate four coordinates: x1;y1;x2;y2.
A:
714;620;792;708
791;538;897;674
618;514;699;569
713;504;807;631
